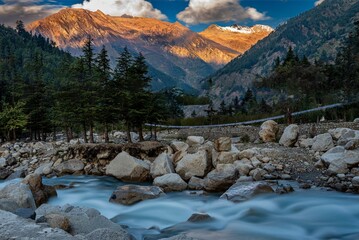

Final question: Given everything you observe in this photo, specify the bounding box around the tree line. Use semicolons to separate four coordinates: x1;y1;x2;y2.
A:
0;22;175;143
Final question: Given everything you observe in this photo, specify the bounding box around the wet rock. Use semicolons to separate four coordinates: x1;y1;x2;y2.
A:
176;150;209;180
279;124;299;147
220;181;274;202
54;159;84;175
109;185;164;205
214;137;231;152
352;176;359;187
187;213;213;222
150;153;174;179
154;173;187;192
6;170;26;180
22;174;57;207
0;157;6;168
0;168;12;180
188;176;204;190
259;120;279;143
204;164;238;192
106;151;150;182
186;136;205;146
312;133;334;152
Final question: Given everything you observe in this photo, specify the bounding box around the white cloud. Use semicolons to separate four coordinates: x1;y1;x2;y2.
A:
72;0;167;20
0;0;62;27
315;0;325;6
176;0;269;25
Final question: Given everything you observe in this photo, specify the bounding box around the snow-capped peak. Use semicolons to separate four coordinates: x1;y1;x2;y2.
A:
218;24;274;34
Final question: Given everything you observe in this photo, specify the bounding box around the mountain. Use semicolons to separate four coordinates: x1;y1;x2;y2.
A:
200;24;273;54
27;8;241;92
205;0;359;102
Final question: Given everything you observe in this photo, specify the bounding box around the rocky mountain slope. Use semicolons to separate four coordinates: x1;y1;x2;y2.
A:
27;8;272;92
200;24;273;54
205;0;359;101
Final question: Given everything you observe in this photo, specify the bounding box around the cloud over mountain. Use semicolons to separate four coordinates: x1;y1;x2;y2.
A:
72;0;167;20
0;0;62;27
176;0;269;25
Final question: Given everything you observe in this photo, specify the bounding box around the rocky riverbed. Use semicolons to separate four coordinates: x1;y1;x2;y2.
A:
0;120;359;239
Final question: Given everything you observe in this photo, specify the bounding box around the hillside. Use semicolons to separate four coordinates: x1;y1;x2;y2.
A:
205;0;359;102
200;24;273;54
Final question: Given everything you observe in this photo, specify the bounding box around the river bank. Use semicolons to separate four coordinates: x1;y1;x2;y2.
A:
1;120;359;239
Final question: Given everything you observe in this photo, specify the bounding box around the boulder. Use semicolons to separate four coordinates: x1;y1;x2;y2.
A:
298;138;314;148
352;176;359;187
150;153;174;179
22;174;57;207
54;159;84;174
186;136;205;146
238;148;259;160
259;120;279;142
13;208;36;220
153;173;187;192
279;124;299;147
328;159;349;175
109;185;164;205
220;181;274;202
44;213;71;232
0;168;12;180
312;133;334;152
345;139;359;150
106;151;150;182
170;141;189;152
176;150;209;180
342;149;359;166
6;170;26;180
0;157;6;168
188;176;204;190
172;150;187;165
34;162;54;176
321;146;345;164
187;213;213;222
203;164;238;192
0;182;36;211
233;161;252;176
86;228;131;240
36;204;131;237
214;137;232;152
328;128;353;140
354;118;359;123
0;210;77;240
212;148;238;167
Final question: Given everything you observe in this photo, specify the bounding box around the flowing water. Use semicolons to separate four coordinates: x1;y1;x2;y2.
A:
2;175;359;240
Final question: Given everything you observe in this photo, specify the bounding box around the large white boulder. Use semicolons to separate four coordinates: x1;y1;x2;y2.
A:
106;151;150;182
150;153;174;179
214;137;232;152
186;136;205;146
279;124;299;147
153;173;187;192
175;150;209;180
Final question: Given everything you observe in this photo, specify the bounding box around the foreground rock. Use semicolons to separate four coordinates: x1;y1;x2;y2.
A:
204;164;238;192
0;182;36;212
153;173;187;192
259;120;279;143
0;209;77;240
220;181;274;202
54;159;84;175
312;133;334;152
36;204;131;238
150;153;175;179
106;151;150;182
22;174;57;207
109;185;165;205
214;137;231;152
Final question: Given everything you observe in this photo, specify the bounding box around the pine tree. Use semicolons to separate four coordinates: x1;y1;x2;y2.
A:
219;100;227;115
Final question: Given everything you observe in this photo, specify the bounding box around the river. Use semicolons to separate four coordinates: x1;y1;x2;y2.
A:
2;175;359;239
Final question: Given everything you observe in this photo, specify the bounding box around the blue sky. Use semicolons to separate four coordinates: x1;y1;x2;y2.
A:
0;0;324;31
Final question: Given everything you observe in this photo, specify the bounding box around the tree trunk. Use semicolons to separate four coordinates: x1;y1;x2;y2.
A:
53;127;57;141
83;122;88;143
12;129;16;141
126;123;132;143
66;127;71;143
104;124;109;143
89;124;94;143
154;125;157;141
138;125;144;142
